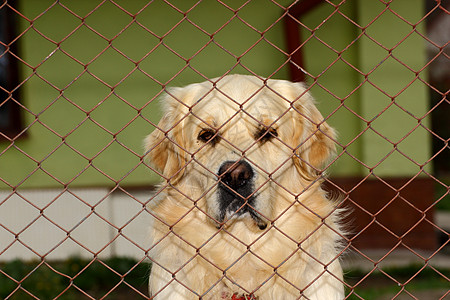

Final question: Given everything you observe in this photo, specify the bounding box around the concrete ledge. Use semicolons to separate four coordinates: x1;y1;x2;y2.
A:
342;248;450;272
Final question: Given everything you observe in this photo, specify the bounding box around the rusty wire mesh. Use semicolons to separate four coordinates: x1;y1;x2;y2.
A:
0;0;449;299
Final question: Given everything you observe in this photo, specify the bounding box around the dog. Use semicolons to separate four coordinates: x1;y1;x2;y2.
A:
144;74;345;299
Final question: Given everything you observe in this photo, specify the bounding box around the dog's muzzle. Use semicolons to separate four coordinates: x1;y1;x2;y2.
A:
217;160;267;230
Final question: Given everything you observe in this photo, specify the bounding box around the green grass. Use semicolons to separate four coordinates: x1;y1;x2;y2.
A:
0;257;151;300
1;258;449;299
344;264;450;299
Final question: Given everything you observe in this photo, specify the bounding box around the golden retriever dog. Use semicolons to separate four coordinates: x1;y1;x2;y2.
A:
144;74;344;299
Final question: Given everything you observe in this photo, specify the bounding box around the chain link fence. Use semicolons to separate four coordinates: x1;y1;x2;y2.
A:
0;0;449;299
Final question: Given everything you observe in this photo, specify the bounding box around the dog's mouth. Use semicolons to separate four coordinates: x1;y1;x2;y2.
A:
216;161;267;230
221;201;268;230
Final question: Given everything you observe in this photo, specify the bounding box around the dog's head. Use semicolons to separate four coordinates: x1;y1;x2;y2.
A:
144;75;336;230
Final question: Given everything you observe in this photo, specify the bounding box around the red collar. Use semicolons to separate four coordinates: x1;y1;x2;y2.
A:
231;294;256;300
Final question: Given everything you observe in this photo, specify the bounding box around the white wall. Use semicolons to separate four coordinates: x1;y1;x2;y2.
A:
0;188;153;261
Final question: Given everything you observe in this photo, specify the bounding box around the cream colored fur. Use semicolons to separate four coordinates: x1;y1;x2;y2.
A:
144;75;345;299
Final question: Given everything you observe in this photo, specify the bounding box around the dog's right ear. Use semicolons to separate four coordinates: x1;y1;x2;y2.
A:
144;89;187;183
269;80;336;181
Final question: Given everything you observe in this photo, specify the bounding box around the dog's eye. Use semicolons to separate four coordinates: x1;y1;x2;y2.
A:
198;129;219;145
255;127;278;143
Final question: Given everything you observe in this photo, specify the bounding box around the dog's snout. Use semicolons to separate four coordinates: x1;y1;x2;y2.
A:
218;161;254;188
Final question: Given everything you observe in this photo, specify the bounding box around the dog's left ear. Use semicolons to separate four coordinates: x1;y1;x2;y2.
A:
272;81;336;180
143;88;188;183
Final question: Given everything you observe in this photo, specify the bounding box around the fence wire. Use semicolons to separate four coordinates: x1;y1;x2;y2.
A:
0;0;449;299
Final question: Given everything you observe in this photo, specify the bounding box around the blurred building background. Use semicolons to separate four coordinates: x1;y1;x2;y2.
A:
0;0;448;271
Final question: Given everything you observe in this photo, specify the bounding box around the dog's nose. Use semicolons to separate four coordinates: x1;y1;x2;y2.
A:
218;161;254;188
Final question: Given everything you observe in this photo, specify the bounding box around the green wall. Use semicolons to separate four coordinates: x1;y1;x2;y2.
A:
0;0;431;189
301;0;431;177
357;0;431;177
0;0;292;189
